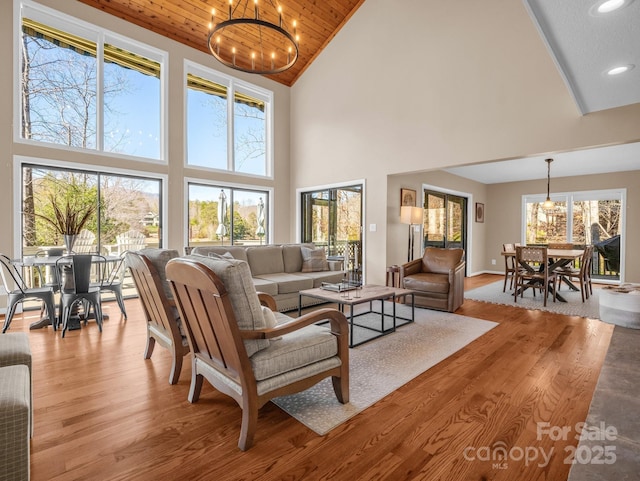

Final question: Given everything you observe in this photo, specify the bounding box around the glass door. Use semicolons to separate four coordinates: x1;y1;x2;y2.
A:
423;190;467;250
301;185;363;281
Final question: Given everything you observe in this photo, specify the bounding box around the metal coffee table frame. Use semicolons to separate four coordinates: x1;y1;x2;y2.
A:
298;285;415;347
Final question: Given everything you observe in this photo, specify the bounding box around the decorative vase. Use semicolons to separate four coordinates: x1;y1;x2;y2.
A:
64;234;77;254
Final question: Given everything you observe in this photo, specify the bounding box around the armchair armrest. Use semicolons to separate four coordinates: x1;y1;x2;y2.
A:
240;308;349;339
257;292;277;310
448;259;466;282
399;258;422;283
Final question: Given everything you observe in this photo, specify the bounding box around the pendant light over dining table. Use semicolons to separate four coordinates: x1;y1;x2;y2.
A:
543;158;555;211
207;0;300;75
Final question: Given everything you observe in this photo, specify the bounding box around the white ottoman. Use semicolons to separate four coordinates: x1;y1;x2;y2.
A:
599;284;640;329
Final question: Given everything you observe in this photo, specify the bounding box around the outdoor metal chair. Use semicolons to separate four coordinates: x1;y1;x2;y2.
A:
55;255;104;337
1;254;57;333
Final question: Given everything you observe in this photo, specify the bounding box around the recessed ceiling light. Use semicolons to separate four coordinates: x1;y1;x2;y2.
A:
589;0;633;15
606;64;635;75
597;0;625;13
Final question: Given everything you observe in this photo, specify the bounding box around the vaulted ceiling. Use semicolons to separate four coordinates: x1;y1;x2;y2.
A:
77;0;366;87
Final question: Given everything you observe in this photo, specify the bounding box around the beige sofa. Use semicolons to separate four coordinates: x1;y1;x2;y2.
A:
190;244;345;312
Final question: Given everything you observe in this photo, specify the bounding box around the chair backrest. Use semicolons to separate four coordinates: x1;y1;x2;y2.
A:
73;229;96;254
0;254;27;293
116;230;146;254
515;246;548;269
177;254;270;357
165;257;254;387
503;243;515;252
125;251;182;342
56;255;102;294
421;247;465;274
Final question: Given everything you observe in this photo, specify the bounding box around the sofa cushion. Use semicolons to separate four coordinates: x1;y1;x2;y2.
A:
403;272;450;295
246;246;284;275
301;246;329;272
282;244;303;273
185;254;269;357
191;246;248;263
254;273;314;294
138;248;180;300
293;271;345;288
252;277;278;296
249;323;338;381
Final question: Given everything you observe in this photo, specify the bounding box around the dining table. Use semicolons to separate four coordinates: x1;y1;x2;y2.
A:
14;254;121;329
501;247;585;302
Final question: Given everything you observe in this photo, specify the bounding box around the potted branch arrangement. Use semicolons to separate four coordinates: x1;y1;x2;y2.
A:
36;194;96;253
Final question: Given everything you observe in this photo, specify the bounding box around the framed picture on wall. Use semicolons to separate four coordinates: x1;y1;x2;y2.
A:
475;202;485;223
401;188;416;207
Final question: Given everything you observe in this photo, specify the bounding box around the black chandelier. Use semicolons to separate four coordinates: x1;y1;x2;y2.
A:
207;0;300;75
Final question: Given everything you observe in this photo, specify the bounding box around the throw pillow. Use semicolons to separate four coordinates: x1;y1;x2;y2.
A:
301;246;329;273
261;306;282;340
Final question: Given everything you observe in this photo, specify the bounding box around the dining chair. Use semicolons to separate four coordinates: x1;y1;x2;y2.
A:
55;255;104;337
556;245;594;302
513;246;558;307
93;252;128;319
502;243;516;292
0;254;57;333
34;248;64;291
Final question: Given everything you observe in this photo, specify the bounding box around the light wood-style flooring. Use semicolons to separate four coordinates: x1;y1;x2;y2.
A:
5;274;613;480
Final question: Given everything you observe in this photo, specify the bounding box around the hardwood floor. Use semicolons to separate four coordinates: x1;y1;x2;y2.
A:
6;274;613;480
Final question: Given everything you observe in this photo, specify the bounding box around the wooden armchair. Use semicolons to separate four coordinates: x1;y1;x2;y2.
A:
399;247;465;312
166;255;349;451
125;250;189;385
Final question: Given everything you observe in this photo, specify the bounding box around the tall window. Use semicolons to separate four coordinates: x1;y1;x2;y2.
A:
188;183;269;247
21;164;163;256
19;3;165;160
523;190;624;279
186;62;271;177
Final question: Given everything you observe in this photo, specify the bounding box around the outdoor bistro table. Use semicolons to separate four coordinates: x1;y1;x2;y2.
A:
298;284;415;347
14;254;120;330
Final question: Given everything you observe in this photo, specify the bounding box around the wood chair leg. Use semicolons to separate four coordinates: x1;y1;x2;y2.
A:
188;372;204;403
238;401;258;451
144;336;156;359
169;353;183;385
332;374;349;404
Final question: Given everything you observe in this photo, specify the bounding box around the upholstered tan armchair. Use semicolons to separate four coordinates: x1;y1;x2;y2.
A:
166;254;349;451
399;247;465;312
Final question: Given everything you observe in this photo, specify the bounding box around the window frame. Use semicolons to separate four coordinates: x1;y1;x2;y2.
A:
14;0;168;164
521;188;626;281
12;154;168;260
184;60;273;179
184;177;273;248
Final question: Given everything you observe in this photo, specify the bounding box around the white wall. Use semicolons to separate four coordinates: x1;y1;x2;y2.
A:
290;0;640;284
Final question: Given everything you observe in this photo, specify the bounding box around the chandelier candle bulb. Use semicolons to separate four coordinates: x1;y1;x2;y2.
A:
232;47;236;65
229;0;233;19
254;0;258;19
251;52;255;69
278;6;282;26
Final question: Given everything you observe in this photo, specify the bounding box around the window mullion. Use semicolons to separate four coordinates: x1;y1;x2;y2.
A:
96;36;104;151
228;83;235;172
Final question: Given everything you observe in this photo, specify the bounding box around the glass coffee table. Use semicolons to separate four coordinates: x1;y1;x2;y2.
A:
298;284;415;347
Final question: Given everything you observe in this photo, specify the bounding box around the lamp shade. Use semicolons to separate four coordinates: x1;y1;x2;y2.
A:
400;206;423;225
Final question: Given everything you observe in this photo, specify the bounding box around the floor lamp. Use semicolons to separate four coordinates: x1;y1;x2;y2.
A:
400;206;423;262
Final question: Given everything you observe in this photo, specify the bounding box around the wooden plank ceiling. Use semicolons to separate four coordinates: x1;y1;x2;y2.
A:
78;0;366;87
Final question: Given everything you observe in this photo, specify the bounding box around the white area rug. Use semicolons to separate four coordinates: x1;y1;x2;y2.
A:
272;304;497;435
465;281;601;319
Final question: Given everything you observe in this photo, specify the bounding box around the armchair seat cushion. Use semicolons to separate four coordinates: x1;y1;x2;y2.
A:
403;272;450;294
250;323;338;381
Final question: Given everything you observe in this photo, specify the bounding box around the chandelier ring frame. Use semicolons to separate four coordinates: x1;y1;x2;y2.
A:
207;18;299;75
